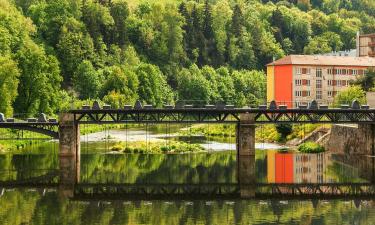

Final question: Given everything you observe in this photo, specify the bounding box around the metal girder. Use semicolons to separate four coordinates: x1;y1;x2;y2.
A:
70;108;375;124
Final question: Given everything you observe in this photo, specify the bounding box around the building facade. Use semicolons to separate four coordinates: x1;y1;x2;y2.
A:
357;33;375;57
267;55;375;108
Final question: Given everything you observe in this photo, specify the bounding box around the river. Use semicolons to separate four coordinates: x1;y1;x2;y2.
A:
0;126;375;224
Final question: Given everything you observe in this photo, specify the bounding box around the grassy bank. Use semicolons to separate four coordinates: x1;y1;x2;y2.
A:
111;140;205;154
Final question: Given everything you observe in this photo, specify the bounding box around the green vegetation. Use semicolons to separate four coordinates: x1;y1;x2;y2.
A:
333;85;366;106
0;0;374;116
179;124;322;143
110;140;205;153
298;141;325;153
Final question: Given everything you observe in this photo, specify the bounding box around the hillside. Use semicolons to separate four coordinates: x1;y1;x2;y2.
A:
0;0;375;115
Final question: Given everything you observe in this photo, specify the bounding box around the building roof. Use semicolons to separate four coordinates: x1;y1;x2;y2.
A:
359;33;375;38
267;55;375;67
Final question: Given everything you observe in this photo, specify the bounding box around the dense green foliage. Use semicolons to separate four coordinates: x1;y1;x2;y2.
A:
298;141;325;153
333;85;366;106
1;0;375;115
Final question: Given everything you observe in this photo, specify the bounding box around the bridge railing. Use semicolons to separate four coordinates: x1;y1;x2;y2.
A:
0;113;58;123
71;99;371;111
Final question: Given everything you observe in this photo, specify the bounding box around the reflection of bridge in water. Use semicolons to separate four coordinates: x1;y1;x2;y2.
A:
2;182;375;200
2;100;375;198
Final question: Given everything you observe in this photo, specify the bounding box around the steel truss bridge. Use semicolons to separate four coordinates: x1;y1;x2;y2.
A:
2;100;375;138
71;108;375;124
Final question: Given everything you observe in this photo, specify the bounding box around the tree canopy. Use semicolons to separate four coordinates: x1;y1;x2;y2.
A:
1;0;375;114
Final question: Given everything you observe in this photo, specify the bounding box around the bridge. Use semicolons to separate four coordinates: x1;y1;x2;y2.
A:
2;100;375;197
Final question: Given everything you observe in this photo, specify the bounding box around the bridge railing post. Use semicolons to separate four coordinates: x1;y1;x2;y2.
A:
237;113;256;197
58;113;80;198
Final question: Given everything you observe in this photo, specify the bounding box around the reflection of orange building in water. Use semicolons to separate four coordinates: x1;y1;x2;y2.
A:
267;151;331;183
267;152;294;183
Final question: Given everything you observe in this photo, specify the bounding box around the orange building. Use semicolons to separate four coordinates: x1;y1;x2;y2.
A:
267;55;375;108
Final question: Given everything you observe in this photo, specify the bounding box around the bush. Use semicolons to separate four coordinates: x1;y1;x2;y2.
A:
298;141;325;153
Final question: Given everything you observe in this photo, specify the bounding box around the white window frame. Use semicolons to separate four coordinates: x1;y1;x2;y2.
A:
316;68;322;78
297;67;302;75
316;90;322;100
316;80;322;88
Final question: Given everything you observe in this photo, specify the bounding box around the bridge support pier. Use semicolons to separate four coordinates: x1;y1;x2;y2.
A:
237;113;256;197
58;113;80;198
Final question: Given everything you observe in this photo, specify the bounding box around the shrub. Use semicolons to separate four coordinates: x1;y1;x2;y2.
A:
298;141;325;153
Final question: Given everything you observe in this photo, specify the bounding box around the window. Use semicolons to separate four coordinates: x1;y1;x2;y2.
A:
302;79;310;86
302;91;310;97
352;69;358;75
306;68;311;75
295;91;302;97
316;68;322;78
327;68;333;75
337;80;341;87
316;80;322;88
328;80;332;86
328;91;333;97
295;80;302;86
335;69;343;75
316;91;322;100
297;67;302;75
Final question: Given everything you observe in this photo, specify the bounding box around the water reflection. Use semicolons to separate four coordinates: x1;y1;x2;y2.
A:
0;188;375;225
0;139;375;224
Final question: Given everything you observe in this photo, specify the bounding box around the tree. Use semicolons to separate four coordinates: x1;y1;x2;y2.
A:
14;41;62;114
212;0;232;64
352;69;375;91
73;60;101;99
100;65;139;104
135;63;173;106
82;1;114;45
333;86;366;106
276;124;293;141
0;56;19;116
232;70;266;106
304;32;343;54
103;91;127;109
176;64;212;103
56;18;95;83
110;0;129;46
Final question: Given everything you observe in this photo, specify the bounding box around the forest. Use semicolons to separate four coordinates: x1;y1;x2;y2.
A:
1;0;375;116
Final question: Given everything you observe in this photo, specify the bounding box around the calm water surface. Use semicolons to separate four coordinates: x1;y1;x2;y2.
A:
0;127;375;224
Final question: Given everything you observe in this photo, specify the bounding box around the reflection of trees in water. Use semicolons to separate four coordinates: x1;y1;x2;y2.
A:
0;151;58;182
81;152;237;184
1;190;375;225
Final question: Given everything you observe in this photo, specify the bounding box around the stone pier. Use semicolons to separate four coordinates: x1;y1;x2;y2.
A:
58;113;80;198
237;113;256;197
